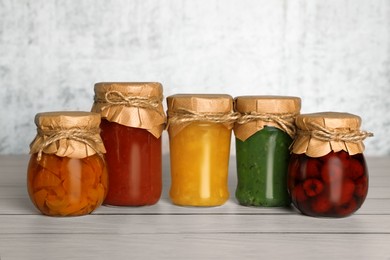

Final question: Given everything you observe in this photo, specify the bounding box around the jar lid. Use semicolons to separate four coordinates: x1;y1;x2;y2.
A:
166;94;236;137
235;95;301;114
94;82;163;99
35;111;102;129
291;112;373;157
30;111;106;159
92;82;166;138
167;94;234;113
234;96;301;140
296;112;361;130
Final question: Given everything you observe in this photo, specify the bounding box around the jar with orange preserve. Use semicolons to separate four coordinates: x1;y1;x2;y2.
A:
166;94;237;207
288;112;373;217
27;112;108;216
92;82;166;206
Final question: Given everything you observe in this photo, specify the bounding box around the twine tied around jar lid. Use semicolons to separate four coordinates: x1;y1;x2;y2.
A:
95;90;164;117
91;82;166;138
166;94;236;137
233;96;301;141
34;127;104;161
29;112;106;160
297;122;373;143
167;109;240;127
236;112;298;138
291;112;373;157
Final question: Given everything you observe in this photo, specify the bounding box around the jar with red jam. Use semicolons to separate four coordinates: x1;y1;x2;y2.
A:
288;112;373;218
92;82;166;206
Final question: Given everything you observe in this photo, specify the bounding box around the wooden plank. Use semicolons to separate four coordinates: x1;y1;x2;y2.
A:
1;180;388;201
0;214;389;235
1;179;389;199
91;198;384;216
0;233;389;260
0;197;388;216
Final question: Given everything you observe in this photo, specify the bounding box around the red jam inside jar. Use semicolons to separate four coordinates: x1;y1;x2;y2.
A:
288;151;368;217
100;119;162;206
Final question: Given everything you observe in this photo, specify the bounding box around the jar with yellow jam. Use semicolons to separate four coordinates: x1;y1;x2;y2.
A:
166;94;237;206
27;112;108;216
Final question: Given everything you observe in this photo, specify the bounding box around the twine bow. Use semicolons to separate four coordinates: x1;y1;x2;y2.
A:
298;122;374;143
236;112;298;138
95;90;163;115
35;128;104;161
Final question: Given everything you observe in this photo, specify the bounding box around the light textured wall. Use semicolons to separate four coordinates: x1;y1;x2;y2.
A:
0;0;389;155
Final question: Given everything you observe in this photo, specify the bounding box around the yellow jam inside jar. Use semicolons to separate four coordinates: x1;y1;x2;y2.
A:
169;122;231;206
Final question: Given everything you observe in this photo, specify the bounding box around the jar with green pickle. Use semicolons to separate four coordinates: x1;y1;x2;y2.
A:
234;96;301;207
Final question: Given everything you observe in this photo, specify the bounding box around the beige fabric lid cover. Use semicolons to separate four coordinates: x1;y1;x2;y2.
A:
291;112;372;157
234;96;301;141
91;82;166;138
30;111;106;159
166;94;236;137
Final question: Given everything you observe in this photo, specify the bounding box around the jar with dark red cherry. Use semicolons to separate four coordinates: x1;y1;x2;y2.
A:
288;112;373;218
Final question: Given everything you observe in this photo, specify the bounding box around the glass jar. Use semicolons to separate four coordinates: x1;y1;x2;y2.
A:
92;82;166;206
288;112;373;217
234;96;301;207
166;94;236;206
27;112;108;216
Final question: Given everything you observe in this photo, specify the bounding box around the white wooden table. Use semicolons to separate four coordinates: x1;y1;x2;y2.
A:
0;155;389;259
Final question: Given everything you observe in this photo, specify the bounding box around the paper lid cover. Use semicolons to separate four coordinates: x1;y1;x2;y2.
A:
166;94;236;137
30;111;106;159
234;96;301;141
291;112;373;157
91;82;166;138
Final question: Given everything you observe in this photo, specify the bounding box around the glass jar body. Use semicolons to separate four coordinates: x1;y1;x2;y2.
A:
235;126;292;207
169;122;231;206
100;119;162;206
27;153;108;216
287;151;369;217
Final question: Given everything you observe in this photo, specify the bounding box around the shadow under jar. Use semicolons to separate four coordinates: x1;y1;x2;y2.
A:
288;112;373;218
92;82;166;206
27;112;108;217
